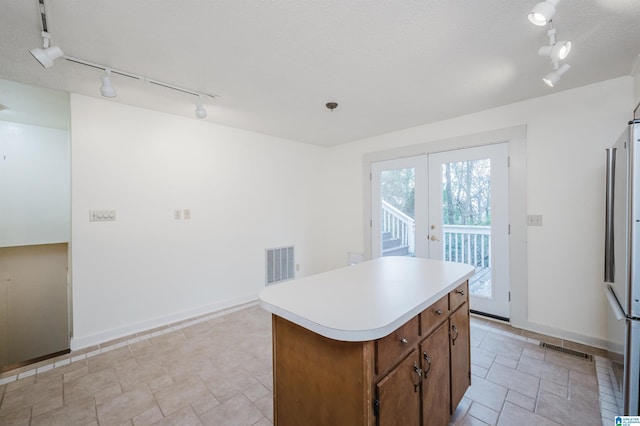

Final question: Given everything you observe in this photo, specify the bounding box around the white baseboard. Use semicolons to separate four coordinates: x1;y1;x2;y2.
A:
70;293;259;351
509;318;608;350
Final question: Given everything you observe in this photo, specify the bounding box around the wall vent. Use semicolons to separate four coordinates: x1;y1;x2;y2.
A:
265;246;295;285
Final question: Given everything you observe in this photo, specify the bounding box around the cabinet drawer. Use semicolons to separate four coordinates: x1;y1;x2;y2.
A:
420;295;448;337
376;316;419;375
449;281;468;312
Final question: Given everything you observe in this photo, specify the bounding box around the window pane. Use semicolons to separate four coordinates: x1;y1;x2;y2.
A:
381;168;415;257
441;159;492;297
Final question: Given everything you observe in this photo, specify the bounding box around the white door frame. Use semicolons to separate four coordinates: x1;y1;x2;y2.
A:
363;126;527;328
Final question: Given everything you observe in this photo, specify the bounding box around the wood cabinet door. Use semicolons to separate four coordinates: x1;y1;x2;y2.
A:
376;350;421;426
420;322;450;426
449;304;471;413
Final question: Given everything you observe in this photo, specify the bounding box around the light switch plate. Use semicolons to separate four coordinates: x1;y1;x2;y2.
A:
527;215;543;226
90;210;116;222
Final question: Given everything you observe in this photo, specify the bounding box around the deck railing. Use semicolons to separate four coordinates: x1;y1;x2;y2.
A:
381;200;415;254
380;202;491;271
442;225;491;269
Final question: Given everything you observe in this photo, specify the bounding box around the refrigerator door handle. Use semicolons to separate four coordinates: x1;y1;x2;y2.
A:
606;285;626;320
605;148;616;283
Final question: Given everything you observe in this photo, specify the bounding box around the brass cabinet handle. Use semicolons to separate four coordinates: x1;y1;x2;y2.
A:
423;352;432;379
412;362;423;392
400;337;409;345
451;324;459;345
435;309;443;315
456;289;465;296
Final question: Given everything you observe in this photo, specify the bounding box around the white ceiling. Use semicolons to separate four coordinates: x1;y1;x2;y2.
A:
1;0;639;146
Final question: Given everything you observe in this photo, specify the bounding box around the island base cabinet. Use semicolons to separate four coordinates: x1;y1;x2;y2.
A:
420;322;451;426
270;280;470;426
449;303;471;413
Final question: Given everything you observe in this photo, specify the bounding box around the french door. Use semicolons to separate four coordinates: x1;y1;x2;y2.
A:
371;144;510;320
371;156;428;259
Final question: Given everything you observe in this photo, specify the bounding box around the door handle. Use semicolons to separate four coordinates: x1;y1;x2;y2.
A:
430;235;440;242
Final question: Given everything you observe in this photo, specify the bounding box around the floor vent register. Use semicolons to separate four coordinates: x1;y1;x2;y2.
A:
539;342;594;362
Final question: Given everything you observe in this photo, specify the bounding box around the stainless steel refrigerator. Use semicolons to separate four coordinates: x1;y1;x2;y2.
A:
605;118;640;415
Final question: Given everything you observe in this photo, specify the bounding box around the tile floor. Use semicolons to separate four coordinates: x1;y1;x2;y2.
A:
0;303;607;425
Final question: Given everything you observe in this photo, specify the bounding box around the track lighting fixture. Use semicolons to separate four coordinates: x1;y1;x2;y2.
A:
62;56;216;115
29;2;216;117
100;69;117;98
528;0;559;27
529;9;572;88
29;31;64;68
543;63;570;87
195;96;207;119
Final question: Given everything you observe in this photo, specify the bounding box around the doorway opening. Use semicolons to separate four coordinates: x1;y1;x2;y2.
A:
371;143;510;320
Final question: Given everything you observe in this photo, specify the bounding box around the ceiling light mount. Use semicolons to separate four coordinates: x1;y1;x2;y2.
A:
326;102;338;111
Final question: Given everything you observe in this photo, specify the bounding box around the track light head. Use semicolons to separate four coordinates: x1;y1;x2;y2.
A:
195;96;207;119
543;63;570;87
528;0;559;27
538;40;572;61
100;69;117;98
553;40;572;60
29;32;64;68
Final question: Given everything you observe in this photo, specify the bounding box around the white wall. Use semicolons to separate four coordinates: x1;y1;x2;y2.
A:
70;95;328;349
0;121;70;247
324;77;635;346
634;62;640;110
69;76;635;349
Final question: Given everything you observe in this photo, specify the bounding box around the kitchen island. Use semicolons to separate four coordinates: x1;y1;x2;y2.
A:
259;256;475;426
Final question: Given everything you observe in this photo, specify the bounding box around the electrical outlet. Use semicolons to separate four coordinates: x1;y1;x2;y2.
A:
183;209;191;220
174;209;182;220
527;215;543;226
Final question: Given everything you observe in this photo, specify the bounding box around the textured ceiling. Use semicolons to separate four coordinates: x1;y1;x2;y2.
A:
1;0;639;146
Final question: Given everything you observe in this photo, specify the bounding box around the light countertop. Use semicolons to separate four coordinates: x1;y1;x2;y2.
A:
259;257;475;342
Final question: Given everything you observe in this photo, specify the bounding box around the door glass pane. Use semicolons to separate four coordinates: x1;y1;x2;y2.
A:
441;159;491;297
381;168;415;257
